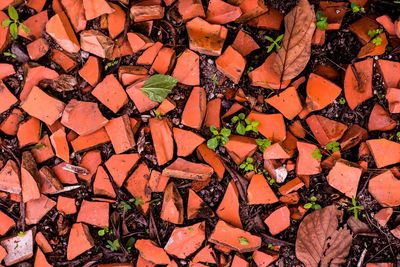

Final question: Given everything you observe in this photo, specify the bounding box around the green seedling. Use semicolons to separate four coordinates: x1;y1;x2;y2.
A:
265;34;284;53
239;157;256;172
105;59;119;70
325;141;340;153
256;138;271;152
207;126;231;150
338;97;346;105
263;170;276;185
304;196;321;210
106;239;120;252
118;201;132;213
153;109;163;119
351;2;365;13
348;197;363;220
312;148;323;159
125;237;136;253
231;113;260;135
98;227;111;237
368;29;383;46
316;11;328;30
3;50;16;58
247;66;254;74
2;6;30;39
397;131;400;140
238;237;249;245
118;197;145;213
211;74;218;86
17;231;25;237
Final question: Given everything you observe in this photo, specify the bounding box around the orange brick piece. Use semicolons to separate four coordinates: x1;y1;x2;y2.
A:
51;49;77;72
181;87;207;130
0;210;15;235
105;115;135;154
50;128;70;163
77;200;109;228
67;223;94;260
79;56;101;86
46;12;80;53
17;117;41;148
172;49;200;86
21;86;65;125
92;74;128;113
57;196;77;215
0;80;18;114
61;100;108;136
216;46;246;84
27;38;49;60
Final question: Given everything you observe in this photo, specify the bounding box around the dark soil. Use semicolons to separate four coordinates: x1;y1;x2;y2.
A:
1;0;400;266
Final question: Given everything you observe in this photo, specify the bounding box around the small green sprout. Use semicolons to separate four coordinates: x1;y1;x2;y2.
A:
267;243;274;250
247;66;254;74
338;97;346;105
2;6;30;39
304;196;321;210
98;227;111;236
3;50;16;58
396;131;400;140
118;201;132;213
238;237;249;245
105;59;119;70
126;237;136;253
348;197;363;220
207;126;231;150
106;239;120;252
133;196;145;206
316;11;328;30
256;138;271;152
231;113;260;135
17;231;25;237
239;157;255;172
394;0;400;3
368;29;383;46
325;141;340;153
211;74;218;86
153;109;163;119
351;2;365;13
312;148;323;159
265;34;284;53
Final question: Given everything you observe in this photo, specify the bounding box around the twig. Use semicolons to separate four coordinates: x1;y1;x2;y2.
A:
221;158;248;202
260;233;294;247
350;62;364;92
357;248;368;267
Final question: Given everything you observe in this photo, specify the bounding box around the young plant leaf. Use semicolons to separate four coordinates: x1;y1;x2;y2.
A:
141;74;178;103
2;18;11;27
9;22;17;39
8;5;18;21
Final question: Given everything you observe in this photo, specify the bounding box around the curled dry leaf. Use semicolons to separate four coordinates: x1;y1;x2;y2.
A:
273;0;316;81
40;74;77;92
295;205;352;267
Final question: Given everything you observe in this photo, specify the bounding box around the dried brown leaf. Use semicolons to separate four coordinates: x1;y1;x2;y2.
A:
295;205;353;267
273;0;316;81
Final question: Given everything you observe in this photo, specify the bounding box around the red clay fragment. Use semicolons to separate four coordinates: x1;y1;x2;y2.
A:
71;128;111;152
248;112;286;142
327;159;362;198
77;200;109;228
340;124;368;151
172;49;200;86
0;108;22;135
17;117;40;148
358;33;388;58
224;135;257;165
61;0;87;32
186;17;228;56
105;153;140;187
231;254;250;267
19;11;48;40
204;98;221;129
51;49;77;72
181;87;207;130
197;143;225;180
38;166;63;194
108;3;126;39
20;65;59;101
119;65;148;86
160;182;184;224
93;166;116;198
374;208;393;227
124;163;151;214
236;0;268;23
366;139;400;168
217;180;242;228
247;174;278;205
34;247;51;267
249;52;291;90
27;38;49;60
21;86;65;126
377;59;400;88
77;150;101;184
306;115;348;146
296;141;321;175
0;63;15;80
177;0;205;21
368;104;396;131
83;0;114;20
57;196;77;215
50;128;69;163
151;47;176;74
206;0;242;24
35;232;53;253
148;170;169;192
155;98;176;116
344;58;373;110
149;118;174;165
264;206;290;235
105;115;135;154
80;30;114;59
46;12;80;53
386;88;400;113
52;162;78;184
173;128;204;157
306;73;341;111
25;194;56;225
368;170;400;207
0;210;15;235
67;223;94;260
232;30;259;57
131;5;164;22
192;244;216;264
127;32;154;53
0;80;18;114
0;11;10;52
164;222;205;258
349;17;380;44
162;158;214;181
187;189;213;220
265;86;303;120
253;250;279;267
126;79;159;113
247;6;283;30
137;42;163;65
79;56;101;86
62;100;108;136
135;239;170;265
216;46;246;84
209;220;261;253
